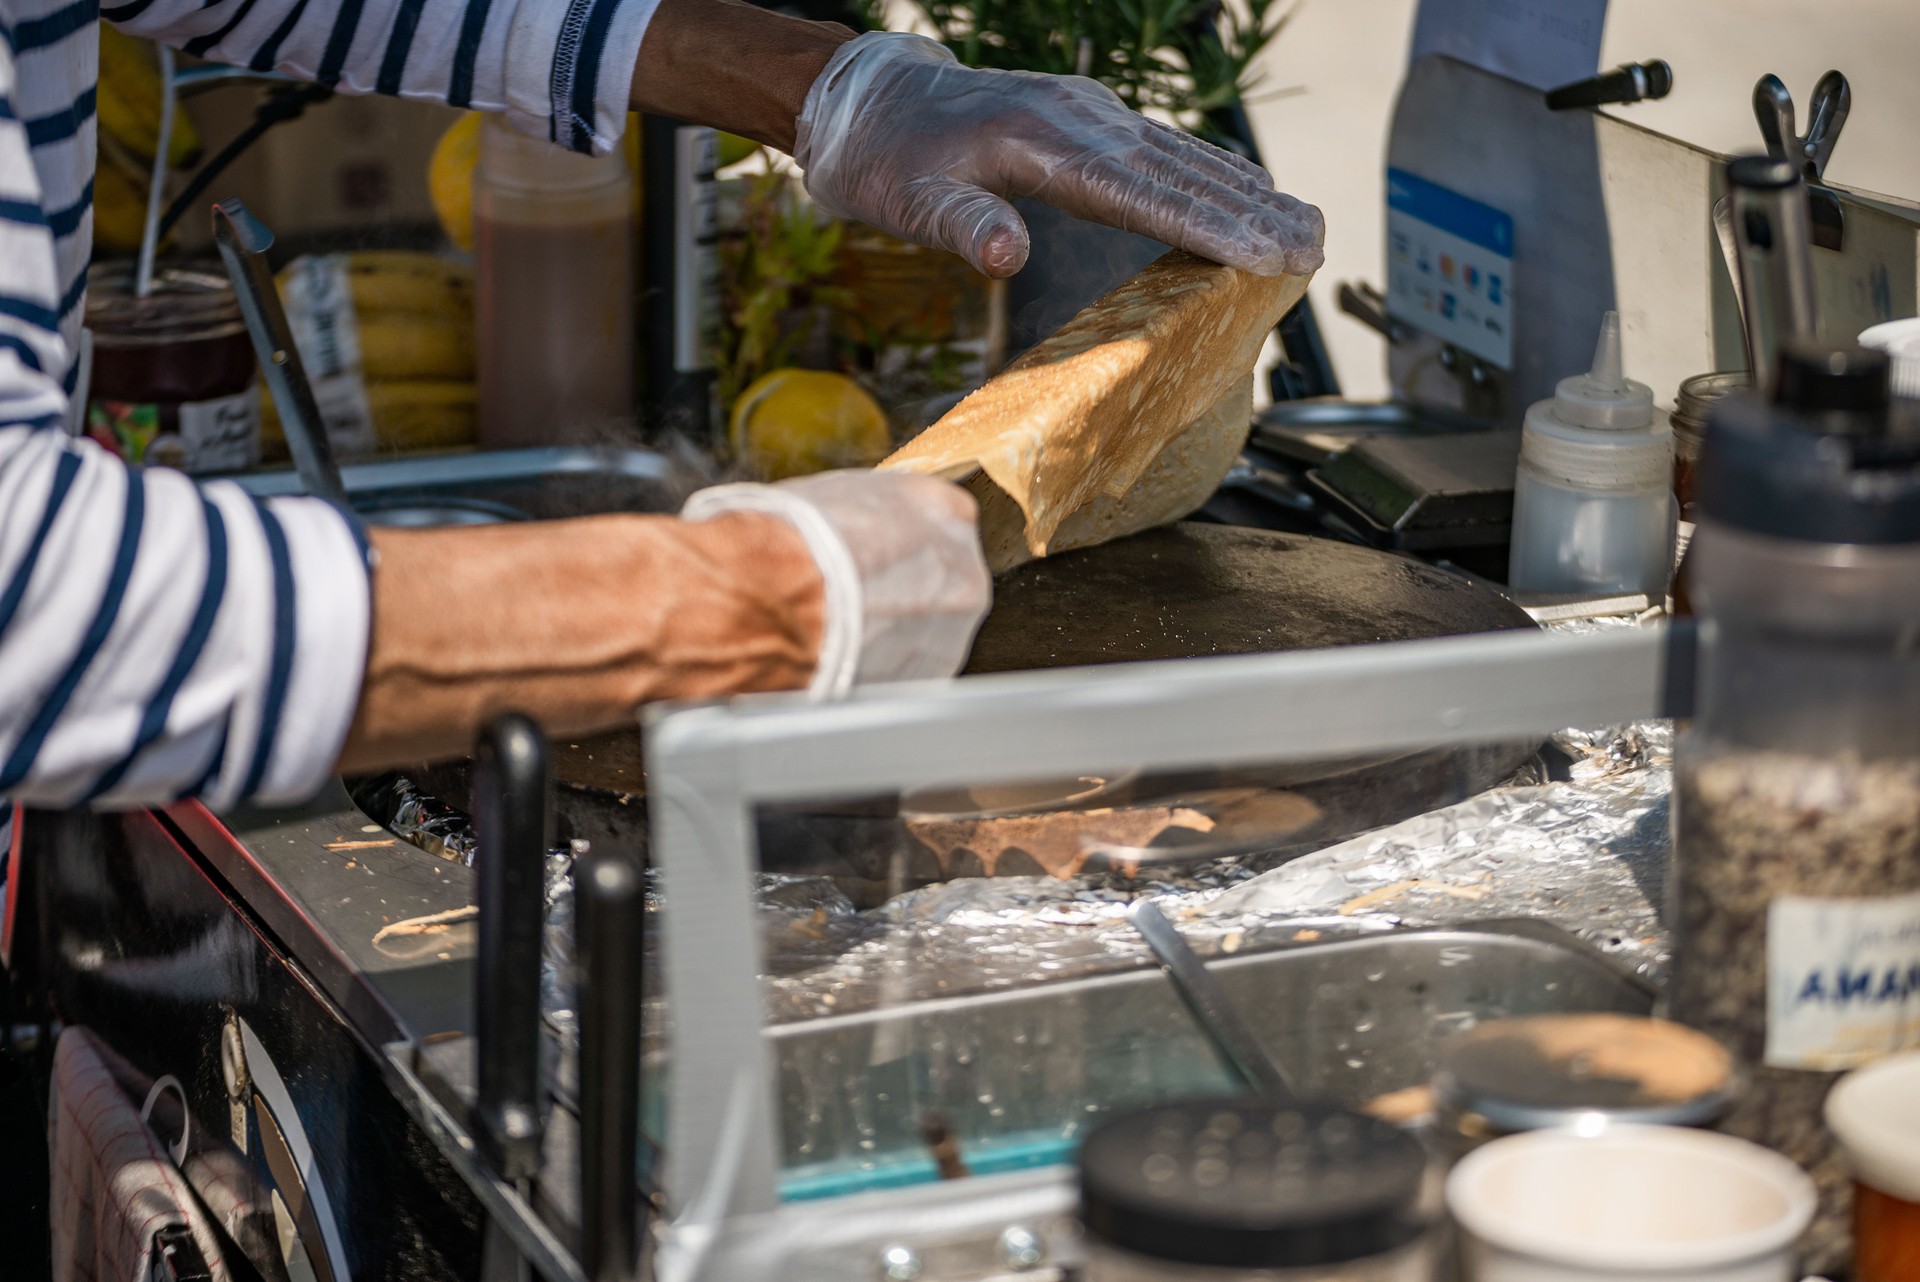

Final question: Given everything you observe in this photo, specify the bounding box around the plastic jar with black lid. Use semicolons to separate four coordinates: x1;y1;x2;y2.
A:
85;264;259;473
1667;341;1920;1276
1079;1099;1436;1281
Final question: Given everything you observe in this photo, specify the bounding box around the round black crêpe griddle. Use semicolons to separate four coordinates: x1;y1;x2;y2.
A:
964;522;1533;675
392;524;1540;898
760;523;1541;897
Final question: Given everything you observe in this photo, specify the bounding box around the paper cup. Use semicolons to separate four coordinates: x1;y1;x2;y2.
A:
1447;1124;1815;1282
1825;1052;1920;1282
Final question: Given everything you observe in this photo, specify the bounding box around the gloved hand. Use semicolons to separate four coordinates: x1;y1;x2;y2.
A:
682;470;991;697
794;31;1325;281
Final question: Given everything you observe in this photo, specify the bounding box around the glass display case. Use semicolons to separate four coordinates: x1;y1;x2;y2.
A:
635;621;1681;1279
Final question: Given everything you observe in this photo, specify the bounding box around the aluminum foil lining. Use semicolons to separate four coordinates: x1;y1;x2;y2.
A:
357;773;480;866
525;616;1675;1042
730;720;1671;1029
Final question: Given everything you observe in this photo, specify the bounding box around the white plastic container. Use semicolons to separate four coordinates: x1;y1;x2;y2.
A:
1508;312;1675;596
1446;1125;1815;1282
1858;318;1920;399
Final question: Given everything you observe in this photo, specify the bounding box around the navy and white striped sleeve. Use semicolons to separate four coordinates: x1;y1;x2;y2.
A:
109;0;660;155
0;42;371;812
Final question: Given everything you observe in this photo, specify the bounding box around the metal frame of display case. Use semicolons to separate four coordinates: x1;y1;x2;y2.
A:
642;623;1685;1282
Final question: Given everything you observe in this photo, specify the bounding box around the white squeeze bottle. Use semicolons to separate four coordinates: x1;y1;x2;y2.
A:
1508;311;1675;596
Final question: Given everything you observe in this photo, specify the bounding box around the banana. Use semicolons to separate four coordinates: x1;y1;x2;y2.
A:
367;380;478;450
91;134;152;252
356;316;474;382
277;251;474;320
261;379;477;455
97;24;202;167
428;113;482;253
342;252;473;318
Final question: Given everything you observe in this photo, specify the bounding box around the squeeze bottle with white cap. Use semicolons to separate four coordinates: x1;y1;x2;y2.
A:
1508;312;1675;596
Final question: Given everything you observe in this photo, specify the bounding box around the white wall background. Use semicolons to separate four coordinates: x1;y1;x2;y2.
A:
1249;0;1920;398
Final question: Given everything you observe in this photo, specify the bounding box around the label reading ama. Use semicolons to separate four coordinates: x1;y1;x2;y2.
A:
1766;891;1920;1071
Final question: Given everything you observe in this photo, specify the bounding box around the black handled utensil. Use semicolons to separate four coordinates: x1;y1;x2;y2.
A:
1545;59;1673;112
472;713;552;1184
1727;155;1819;394
577;843;645;1282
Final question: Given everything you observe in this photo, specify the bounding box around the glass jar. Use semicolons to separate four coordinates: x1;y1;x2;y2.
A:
1079;1099;1436;1282
1669;370;1746;523
85;265;259;473
1666;342;1920;1277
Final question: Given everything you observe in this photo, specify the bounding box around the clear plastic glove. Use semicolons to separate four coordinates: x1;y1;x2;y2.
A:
682;470;991;697
794;31;1325;280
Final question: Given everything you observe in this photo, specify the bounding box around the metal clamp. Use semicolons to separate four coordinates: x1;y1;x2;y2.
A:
1337;281;1411;346
1752;71;1850;250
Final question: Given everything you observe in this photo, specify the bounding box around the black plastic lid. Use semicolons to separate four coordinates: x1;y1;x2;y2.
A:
1698;341;1920;544
1078;1099;1429;1269
1773;342;1892;413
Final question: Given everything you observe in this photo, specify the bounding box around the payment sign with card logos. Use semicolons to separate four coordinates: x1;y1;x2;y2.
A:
1385;167;1516;370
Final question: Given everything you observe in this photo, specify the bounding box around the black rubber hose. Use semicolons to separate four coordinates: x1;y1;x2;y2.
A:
157;83;333;242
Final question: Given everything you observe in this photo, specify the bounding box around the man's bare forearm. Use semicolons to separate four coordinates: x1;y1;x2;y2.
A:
338;512;824;771
630;0;855;152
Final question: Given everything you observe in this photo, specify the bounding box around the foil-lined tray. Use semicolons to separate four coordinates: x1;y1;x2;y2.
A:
522;717;1672;1043
371;622;1674;1046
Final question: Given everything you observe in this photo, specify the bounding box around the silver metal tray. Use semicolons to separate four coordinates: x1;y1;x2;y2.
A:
760;919;1653;1198
231;446;694;520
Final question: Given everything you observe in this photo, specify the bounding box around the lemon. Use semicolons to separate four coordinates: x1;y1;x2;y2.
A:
428;112;483;252
717;131;759;169
730;369;892;480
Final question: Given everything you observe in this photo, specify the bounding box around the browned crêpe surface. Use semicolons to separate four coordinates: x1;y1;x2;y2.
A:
964;375;1255;573
903;785;1321;880
881;251;1313;570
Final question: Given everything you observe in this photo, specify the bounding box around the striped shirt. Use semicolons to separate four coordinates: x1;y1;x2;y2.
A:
0;0;659;810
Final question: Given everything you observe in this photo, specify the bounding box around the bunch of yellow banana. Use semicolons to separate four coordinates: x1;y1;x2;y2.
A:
94;24;202;254
262;250;478;457
261;381;479;456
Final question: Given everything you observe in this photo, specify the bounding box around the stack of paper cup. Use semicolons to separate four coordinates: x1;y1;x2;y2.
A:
1447;1125;1816;1282
1824;1052;1920;1282
1859;319;1920;399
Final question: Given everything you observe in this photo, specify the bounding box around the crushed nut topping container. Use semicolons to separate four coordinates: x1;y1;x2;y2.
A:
1666;341;1920;1276
1078;1099;1436;1281
1429;1013;1739;1161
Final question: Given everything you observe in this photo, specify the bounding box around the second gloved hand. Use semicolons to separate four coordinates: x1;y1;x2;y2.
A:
682;470;991;697
793;31;1325;281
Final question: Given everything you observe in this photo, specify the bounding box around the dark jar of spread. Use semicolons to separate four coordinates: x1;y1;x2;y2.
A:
85;265;259;473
